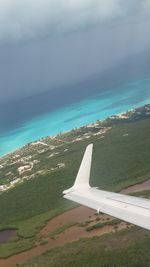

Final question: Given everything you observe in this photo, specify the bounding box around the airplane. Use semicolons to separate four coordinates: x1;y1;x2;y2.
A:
63;144;150;230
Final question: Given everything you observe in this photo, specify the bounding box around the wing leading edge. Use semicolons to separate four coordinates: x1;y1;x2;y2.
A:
63;144;150;230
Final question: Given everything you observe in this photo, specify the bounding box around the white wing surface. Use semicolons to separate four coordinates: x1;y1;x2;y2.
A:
63;144;150;230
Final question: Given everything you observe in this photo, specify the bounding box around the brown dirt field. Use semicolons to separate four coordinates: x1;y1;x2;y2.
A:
1;178;149;267
0;206;128;267
121;179;150;194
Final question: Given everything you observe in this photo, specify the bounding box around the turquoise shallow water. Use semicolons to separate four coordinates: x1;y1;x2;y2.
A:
0;76;150;156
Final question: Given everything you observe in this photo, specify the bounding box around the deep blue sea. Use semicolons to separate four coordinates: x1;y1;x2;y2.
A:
0;76;150;157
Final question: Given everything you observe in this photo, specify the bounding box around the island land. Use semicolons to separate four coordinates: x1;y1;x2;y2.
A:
0;104;150;267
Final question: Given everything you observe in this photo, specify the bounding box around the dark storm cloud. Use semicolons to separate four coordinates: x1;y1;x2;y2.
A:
0;0;150;103
0;0;144;43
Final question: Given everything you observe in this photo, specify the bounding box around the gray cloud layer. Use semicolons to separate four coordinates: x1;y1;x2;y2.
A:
0;0;149;43
1;0;150;105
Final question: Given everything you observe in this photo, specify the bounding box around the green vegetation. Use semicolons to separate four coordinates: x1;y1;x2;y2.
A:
78;221;92;227
86;219;120;231
16;205;75;238
0;204;76;258
0;225;17;232
22;227;150;267
130;190;150;198
91;119;150;191
1;119;150;225
0;238;34;259
0;105;150;258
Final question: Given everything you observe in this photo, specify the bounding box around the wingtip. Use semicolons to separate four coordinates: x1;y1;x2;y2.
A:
72;143;93;190
87;143;93;149
85;143;93;154
63;143;93;195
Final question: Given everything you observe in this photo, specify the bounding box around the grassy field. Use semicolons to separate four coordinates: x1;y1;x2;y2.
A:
91;119;150;191
0;112;150;258
86;219;120;232
10;191;150;266
22;227;150;267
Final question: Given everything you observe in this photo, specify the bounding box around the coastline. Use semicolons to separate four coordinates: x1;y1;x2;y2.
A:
0;105;150;263
1;72;150;157
0;101;150;159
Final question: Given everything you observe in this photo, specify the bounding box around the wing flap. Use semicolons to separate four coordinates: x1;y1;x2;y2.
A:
64;189;150;230
64;191;101;211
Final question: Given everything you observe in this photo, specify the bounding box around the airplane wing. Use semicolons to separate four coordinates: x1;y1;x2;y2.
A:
63;144;150;230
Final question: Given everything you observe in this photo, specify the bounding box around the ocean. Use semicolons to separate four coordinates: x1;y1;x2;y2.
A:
0;76;150;157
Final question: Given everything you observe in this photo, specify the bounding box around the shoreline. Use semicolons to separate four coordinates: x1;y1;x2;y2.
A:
0;103;150;159
0;105;150;265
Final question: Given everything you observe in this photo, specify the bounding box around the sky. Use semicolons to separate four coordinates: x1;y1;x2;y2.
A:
0;0;150;104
